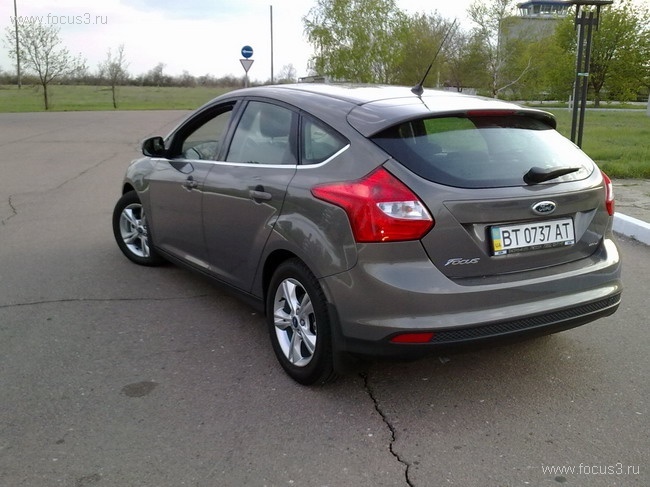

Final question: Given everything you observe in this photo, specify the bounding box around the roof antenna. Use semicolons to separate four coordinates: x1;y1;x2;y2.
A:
411;19;457;97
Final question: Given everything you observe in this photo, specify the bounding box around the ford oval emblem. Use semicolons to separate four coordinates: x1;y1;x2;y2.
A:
532;201;556;215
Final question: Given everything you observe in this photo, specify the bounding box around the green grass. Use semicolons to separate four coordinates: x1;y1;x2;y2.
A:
1;84;649;178
550;109;650;179
0;84;232;111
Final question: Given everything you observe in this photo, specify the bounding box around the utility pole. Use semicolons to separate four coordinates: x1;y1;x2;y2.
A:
13;0;21;89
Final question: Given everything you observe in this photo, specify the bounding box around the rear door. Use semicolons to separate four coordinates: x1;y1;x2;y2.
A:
201;100;298;291
374;113;610;279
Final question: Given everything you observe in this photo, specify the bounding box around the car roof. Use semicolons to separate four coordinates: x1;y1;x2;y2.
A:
215;84;557;137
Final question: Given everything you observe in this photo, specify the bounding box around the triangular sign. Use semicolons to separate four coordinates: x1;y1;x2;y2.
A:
240;59;254;73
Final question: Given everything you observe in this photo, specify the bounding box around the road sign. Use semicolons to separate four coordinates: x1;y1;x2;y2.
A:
240;59;254;73
241;45;253;59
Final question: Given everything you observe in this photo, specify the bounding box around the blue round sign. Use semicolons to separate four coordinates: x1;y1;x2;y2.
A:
241;45;253;59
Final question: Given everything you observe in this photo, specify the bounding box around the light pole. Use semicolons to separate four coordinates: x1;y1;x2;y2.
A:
567;0;612;148
13;0;21;89
270;5;274;84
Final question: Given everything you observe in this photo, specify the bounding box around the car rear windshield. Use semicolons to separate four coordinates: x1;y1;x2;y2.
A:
371;114;594;188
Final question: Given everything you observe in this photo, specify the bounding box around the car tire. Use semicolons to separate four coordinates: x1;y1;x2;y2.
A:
112;191;164;266
266;258;337;385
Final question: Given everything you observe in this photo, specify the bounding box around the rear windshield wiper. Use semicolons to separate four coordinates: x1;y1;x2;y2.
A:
524;166;581;185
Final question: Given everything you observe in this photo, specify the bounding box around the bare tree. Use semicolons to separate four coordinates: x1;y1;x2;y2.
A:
277;64;297;83
99;44;129;109
3;20;85;109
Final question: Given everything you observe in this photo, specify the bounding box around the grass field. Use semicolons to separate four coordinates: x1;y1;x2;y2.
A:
550;109;650;179
0;84;230;111
1;84;648;178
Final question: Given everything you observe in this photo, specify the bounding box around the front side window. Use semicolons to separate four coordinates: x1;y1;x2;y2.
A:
372;115;594;188
180;107;233;160
226;101;297;165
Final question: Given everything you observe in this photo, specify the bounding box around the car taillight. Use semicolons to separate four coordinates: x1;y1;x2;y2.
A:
602;171;615;216
311;167;434;243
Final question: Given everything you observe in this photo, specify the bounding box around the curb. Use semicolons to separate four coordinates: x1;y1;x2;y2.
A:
613;213;650;246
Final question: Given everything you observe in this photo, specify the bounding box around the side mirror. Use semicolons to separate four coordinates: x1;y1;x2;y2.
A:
142;136;166;157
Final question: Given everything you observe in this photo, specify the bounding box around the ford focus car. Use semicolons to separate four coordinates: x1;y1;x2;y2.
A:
112;84;622;385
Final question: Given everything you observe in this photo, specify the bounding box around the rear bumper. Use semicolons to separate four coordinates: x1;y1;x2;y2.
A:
321;238;622;358
329;293;621;359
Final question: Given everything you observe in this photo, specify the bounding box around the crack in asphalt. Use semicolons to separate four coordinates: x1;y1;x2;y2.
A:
1;195;18;225
0;294;211;310
362;372;414;487
0;126;69;149
55;151;121;191
1;151;120;227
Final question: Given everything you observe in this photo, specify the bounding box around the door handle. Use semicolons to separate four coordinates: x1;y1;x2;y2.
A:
250;186;272;202
184;176;199;189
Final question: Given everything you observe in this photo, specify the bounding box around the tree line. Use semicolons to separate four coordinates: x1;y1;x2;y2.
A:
2;20;290;110
1;18;250;110
304;0;650;106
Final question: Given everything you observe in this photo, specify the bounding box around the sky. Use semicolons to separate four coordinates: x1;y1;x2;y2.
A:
1;0;476;82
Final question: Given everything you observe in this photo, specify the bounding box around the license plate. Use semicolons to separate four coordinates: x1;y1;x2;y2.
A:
490;218;575;255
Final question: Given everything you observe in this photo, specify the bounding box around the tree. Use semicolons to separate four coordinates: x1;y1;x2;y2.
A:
177;70;196;87
468;0;531;97
445;29;490;92
589;0;650;105
394;12;453;87
555;0;650;106
514;33;574;101
99;44;129;109
277;64;298;83
3;20;85;109
148;62;167;86
303;0;409;83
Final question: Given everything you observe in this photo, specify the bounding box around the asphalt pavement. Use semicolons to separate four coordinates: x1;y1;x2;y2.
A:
0;111;647;487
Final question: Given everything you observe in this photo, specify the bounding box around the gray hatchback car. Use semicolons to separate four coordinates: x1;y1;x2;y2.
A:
113;84;622;384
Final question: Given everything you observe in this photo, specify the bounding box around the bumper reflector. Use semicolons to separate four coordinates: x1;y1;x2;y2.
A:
390;332;435;344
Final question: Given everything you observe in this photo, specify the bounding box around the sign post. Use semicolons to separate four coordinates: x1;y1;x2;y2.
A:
568;1;612;148
240;45;254;88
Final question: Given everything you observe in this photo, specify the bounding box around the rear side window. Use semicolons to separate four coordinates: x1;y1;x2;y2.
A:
372;115;594;188
301;116;348;165
226;101;297;165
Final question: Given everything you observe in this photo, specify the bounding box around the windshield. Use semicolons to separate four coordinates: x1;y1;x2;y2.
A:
372;115;594;188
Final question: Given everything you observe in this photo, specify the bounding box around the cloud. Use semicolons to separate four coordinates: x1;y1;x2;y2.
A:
120;0;246;20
